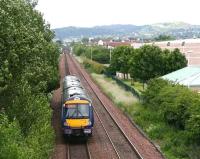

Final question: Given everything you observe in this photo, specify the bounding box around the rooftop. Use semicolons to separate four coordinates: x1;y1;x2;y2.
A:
162;66;200;87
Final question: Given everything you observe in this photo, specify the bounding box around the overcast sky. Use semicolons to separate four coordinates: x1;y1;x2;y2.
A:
36;0;200;29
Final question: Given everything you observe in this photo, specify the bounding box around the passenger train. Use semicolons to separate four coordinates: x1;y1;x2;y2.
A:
61;75;94;136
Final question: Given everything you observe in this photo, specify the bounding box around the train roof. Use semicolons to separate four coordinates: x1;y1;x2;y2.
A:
65;96;91;105
63;75;80;82
63;82;82;89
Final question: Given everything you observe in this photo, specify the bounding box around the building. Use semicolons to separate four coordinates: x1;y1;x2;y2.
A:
97;40;132;49
162;66;200;92
149;39;200;66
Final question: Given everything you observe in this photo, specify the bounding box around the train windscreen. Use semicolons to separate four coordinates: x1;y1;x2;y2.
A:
65;104;89;119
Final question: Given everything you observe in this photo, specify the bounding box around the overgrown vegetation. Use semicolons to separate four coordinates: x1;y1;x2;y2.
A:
83;58;105;74
91;73;138;105
111;45;187;83
74;44;187;84
72;30;197;159
0;0;59;158
92;73;200;159
73;43;110;64
154;35;175;41
140;78;200;158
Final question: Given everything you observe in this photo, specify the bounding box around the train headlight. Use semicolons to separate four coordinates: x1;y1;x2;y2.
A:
84;129;91;134
64;129;72;134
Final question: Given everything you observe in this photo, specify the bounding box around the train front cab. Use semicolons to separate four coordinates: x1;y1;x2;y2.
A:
62;97;94;137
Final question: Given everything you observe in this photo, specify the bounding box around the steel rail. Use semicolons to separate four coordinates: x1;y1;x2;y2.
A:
64;52;91;159
67;53;143;159
93;108;121;159
67;143;91;159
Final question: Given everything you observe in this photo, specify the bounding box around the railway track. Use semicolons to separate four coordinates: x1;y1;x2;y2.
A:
65;53;143;159
67;142;91;159
63;52;91;159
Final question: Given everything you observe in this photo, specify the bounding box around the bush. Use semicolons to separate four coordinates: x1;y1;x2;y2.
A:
143;78;200;144
73;45;110;64
83;58;105;74
142;78;170;108
73;44;86;56
0;82;55;159
185;96;200;142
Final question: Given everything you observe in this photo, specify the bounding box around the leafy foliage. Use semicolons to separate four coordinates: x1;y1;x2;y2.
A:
143;78;200;143
129;45;163;82
154;35;175;41
83;58;105;74
110;46;133;78
73;44;110;64
0;0;59;158
129;45;187;83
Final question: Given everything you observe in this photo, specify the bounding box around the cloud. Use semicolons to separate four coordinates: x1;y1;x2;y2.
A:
36;0;200;28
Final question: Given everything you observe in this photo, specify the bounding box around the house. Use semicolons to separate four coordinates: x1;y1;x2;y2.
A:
97;40;132;49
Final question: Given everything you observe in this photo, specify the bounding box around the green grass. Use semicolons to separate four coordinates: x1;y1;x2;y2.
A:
90;73;200;159
122;79;144;93
91;73;138;105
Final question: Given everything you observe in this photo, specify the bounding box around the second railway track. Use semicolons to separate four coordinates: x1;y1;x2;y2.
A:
65;53;143;159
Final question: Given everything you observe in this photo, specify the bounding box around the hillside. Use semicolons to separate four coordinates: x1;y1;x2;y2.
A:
53;22;200;40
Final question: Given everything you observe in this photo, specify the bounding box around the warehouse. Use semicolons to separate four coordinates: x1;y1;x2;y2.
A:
162;66;200;92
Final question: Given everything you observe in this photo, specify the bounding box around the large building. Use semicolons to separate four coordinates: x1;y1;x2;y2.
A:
150;39;200;66
162;66;200;92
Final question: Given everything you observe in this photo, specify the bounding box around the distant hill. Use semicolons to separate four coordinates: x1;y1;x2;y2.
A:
53;22;200;40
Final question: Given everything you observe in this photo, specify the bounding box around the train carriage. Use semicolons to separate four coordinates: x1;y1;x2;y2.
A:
61;75;94;136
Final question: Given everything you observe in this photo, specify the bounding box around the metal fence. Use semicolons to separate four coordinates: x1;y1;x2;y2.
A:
104;73;141;100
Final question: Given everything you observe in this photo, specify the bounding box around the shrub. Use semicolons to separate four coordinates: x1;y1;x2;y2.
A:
142;78;170;108
83;58;105;74
185;95;200;142
143;78;200;144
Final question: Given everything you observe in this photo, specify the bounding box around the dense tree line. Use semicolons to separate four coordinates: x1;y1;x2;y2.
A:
154;35;175;41
110;45;187;83
73;44;187;83
73;44;110;64
0;0;59;158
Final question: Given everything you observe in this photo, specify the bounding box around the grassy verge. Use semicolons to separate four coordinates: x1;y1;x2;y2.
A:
90;73;199;159
121;79;144;93
91;73;138;105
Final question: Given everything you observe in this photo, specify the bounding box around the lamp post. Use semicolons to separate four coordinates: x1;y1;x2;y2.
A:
181;41;185;54
187;50;192;66
109;48;112;63
90;46;93;61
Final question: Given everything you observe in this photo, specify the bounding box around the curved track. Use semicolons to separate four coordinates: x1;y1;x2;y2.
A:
66;53;143;159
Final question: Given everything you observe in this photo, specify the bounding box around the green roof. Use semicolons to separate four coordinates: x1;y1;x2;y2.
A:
162;66;200;86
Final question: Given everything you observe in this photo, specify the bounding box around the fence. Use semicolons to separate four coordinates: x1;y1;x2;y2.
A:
104;73;142;100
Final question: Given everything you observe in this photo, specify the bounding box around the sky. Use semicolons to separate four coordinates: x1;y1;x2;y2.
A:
36;0;200;29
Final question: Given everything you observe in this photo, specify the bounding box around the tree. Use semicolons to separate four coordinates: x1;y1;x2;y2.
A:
154;35;175;41
81;37;89;44
129;45;163;83
110;46;134;79
0;0;58;157
73;44;86;56
84;46;110;64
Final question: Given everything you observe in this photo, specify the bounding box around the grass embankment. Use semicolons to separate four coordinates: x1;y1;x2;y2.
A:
122;79;144;93
91;73;138;105
91;73;200;159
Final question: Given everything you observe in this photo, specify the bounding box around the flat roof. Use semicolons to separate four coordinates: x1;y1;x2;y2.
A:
162;66;200;86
